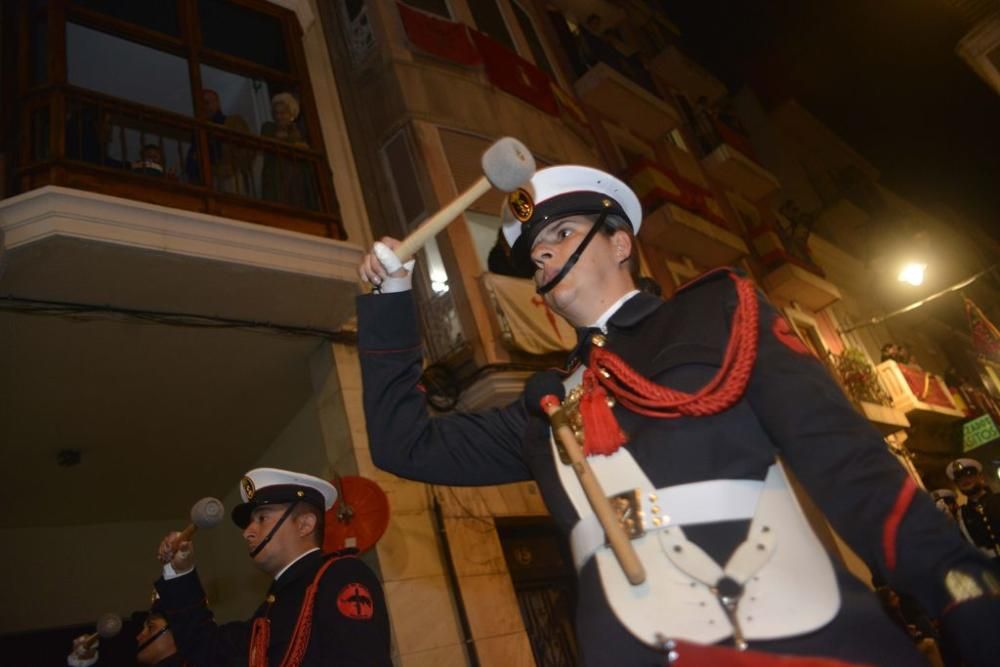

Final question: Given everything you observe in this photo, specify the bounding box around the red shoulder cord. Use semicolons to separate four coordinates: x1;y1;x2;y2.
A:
580;274;759;456
249;553;350;667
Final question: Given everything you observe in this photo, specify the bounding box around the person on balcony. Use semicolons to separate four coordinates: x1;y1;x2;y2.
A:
260;92;313;209
947;458;1000;563
356;164;1000;667
131;144;166;178
185;89;252;194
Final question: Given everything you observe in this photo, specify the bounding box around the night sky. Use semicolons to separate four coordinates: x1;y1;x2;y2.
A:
666;0;1000;241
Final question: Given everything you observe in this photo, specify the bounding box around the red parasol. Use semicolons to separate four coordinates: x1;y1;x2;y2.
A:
323;475;390;554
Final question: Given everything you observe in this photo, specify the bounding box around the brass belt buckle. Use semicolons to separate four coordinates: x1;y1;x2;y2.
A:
607;489;644;542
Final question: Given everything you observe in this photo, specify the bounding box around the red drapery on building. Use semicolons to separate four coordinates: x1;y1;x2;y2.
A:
469;30;559;116
397;3;481;66
896;364;954;409
965;296;1000;363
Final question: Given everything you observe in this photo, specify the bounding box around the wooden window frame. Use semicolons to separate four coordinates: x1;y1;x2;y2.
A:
10;0;341;237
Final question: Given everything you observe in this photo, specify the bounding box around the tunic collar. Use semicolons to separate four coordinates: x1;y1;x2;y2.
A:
568;291;663;367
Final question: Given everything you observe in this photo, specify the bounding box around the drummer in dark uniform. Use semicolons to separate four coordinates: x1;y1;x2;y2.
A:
66;598;187;667
930;488;959;520
947;458;1000;562
154;467;391;666
356;164;1000;666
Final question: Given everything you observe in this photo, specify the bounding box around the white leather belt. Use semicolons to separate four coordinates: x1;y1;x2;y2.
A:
569;478;764;571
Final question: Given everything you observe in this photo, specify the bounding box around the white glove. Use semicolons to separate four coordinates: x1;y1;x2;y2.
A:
67;635;98;667
372;242;416;293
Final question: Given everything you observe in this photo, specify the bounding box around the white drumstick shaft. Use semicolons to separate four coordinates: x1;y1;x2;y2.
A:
394;176;491;264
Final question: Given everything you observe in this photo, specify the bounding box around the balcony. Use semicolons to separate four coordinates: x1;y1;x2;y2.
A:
648;46;727;103
701;142;780;200
625;159;748;267
575;63;681;142
957;14;1000;96
691;113;780;200
830;349;910;435
566;26;681;143
875;361;966;423
452;272;574;410
762;261;842;311
20;86;342;239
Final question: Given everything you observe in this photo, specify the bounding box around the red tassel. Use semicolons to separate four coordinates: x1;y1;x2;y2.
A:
580;369;627;456
249;617;271;667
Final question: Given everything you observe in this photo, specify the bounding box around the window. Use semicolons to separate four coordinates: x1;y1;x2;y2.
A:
74;0;180;36
402;0;451;19
381;128;426;228
198;0;289;71
66;23;194;116
16;0;340;233
468;0;515;52
510;1;554;77
465;210;502;271
341;0;377;65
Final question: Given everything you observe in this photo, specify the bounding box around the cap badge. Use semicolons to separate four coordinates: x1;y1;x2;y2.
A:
241;476;255;500
509;188;534;223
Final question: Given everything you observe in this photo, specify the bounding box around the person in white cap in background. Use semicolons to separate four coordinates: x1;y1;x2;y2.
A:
67;597;187;667
356;163;1000;667
930;488;959;520
947;458;1000;562
154;467;391;666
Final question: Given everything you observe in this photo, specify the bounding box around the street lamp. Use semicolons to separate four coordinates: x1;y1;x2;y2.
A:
898;262;927;286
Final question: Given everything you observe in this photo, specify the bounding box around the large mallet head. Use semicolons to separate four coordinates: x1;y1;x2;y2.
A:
190;496;225;529
81;612;122;649
389;137;536;267
481;137;535;193
172;497;225;549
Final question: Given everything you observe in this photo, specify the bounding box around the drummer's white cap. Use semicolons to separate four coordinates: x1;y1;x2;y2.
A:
500;165;642;274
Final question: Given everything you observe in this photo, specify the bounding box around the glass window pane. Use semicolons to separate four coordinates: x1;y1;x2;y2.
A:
198;64;307;144
32;107;51;161
30;13;48;85
198;0;289;72
511;1;553;77
66;23;193;115
465;210;501;271
400;0;451;19
72;0;180;36
468;0;514;52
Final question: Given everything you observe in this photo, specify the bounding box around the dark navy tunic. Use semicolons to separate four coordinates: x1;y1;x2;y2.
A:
154;550;391;666
357;271;1000;666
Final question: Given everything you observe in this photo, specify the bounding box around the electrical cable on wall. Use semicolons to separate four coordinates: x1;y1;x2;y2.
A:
0;295;357;343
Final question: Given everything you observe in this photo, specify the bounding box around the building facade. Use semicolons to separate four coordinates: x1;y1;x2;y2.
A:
2;1;998;665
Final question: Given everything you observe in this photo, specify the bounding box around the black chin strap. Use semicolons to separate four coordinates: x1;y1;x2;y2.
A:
536;210;611;295
250;500;299;558
136;624;170;654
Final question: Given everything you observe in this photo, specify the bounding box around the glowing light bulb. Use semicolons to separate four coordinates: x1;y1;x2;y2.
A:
898;262;926;286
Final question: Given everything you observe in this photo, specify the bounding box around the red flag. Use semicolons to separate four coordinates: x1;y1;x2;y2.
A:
397;3;481;67
965;296;1000;362
470;30;558;116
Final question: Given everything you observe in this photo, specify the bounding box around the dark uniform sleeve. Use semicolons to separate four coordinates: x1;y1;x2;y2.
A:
154;570;250;666
726;280;1000;664
357;291;532;485
313;557;392;665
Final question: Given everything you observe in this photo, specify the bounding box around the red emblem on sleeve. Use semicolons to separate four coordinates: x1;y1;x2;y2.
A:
772;316;811;355
337;583;374;620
